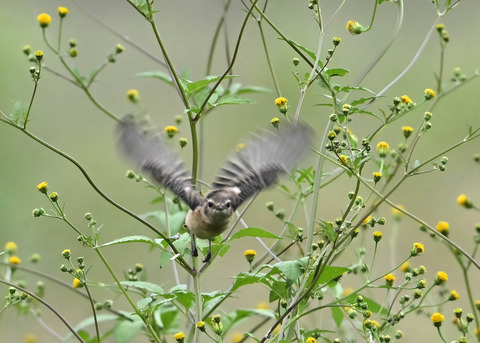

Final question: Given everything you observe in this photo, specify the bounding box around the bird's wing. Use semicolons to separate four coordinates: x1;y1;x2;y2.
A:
117;118;203;210
211;123;312;209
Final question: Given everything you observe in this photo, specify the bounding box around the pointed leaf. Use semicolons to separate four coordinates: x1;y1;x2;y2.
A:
228;227;280;242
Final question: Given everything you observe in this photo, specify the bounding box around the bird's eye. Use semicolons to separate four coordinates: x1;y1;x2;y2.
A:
207;201;214;208
225;201;231;209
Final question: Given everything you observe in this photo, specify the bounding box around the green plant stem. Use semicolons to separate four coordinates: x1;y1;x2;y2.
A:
0;117;193;274
455;253;480;333
0;279;86;342
94;248;163;343
195;0;259;120
257;19;281;97
83;283;101;343
58;18;64;52
22;67;41;130
206;0;232;76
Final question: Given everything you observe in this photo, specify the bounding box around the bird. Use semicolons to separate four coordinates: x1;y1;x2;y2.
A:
118;117;312;263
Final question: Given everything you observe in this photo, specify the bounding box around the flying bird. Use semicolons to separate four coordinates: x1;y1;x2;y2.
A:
118;118;312;262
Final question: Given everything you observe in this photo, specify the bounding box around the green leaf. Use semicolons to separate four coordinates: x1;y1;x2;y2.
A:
97;235;162;248
285;39;316;60
215;95;255;106
121;281;164;294
274;259;304;286
269;280;288;302
228;227;280;242
113;318;144;343
142;210;186;234
331;306;344;327
136;71;173;86
350;96;377;106
223;309;276;334
317;266;350;284
324;68;349;78
232;272;272;291
234;85;272;94
185;75;237;94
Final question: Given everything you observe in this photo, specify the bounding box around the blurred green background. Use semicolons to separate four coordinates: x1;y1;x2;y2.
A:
1;0;480;342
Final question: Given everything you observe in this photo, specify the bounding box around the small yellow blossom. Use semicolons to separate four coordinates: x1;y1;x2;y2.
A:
126;89;139;103
392;205;405;220
457;194;473;208
376;141;390;157
449;289;460;301
256;301;269;310
58;7;69;18
384;273;395;286
373;231;383;243
402;126;414;138
236;143;247;151
196;321;206;332
274;97;288;114
62;249;71;259
373;172;382;183
400;95;412;104
362;216;372;225
424;88;436;100
164;126;178;138
73;278;83;289
173;332;185;343
24;333;37;343
431;312;445;327
36;181;48;194
338;154;349;165
346;20;364;34
244;249;256;263
400;261;411;273
306;337;317;343
37;13;52;28
436;221;449;236
5;242;18;254
411;242;424;256
435;271;448;284
232;332;244;343
271;117;280;128
9;256;21;265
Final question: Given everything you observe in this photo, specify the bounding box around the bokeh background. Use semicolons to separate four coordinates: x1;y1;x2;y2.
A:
1;0;480;342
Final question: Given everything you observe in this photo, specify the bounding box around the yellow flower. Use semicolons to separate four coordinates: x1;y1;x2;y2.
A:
126;89;139;103
384;273;395;286
402;126;414;138
424;88;436;100
376;141;390;157
373;231;383;243
73;278;83;289
244;249;256;263
256;301;269;310
436;221;449;236
5;241;18;254
373;172;382;183
431;312;445;327
232;332;244;343
24;333;37;343
457;194;473;208
306;337;317;343
62;249;71;259
58;7;69;18
173;332;185;343
449;289;460;301
274;97;288;114
271;117;280;128
400;95;412;104
391;205;405;220
196;321;206;332
435;271;448;284
9;256;21;265
346;20;364;34
400;261;411;273
37;13;52;28
338;154;349;165
164;126;179;138
36;181;48;194
411;242;424;256
362;216;372;225
236;143;247;151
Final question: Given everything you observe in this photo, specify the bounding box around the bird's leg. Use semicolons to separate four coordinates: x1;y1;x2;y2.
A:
202;239;212;263
191;234;198;257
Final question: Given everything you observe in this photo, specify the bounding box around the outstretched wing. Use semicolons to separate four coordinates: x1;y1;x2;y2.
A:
211;123;312;209
117;118;203;210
